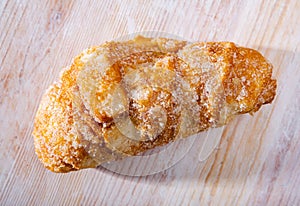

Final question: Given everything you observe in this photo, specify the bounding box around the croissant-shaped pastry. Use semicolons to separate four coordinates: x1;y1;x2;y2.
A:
33;36;276;172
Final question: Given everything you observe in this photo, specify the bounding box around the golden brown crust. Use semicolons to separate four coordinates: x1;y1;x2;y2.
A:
223;47;276;114
33;48;102;172
33;82;98;172
33;36;276;172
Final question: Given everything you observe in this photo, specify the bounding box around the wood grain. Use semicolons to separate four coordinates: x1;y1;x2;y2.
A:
0;0;299;205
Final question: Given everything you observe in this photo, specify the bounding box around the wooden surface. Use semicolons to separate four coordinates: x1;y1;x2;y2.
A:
1;0;300;205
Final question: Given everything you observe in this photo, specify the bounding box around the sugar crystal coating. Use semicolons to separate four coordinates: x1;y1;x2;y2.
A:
33;36;276;172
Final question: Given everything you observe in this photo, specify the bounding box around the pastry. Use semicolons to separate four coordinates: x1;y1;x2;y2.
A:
33;36;276;172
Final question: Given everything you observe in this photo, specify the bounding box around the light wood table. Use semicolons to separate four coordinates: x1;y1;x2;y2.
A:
1;0;299;205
